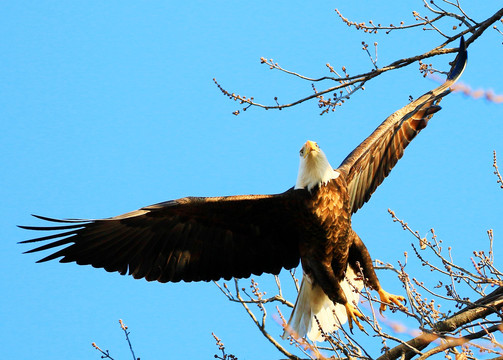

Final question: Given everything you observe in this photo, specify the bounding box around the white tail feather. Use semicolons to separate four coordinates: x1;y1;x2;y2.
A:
282;266;363;342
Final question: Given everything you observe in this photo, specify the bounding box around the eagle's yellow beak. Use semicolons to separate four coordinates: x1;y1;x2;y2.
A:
302;140;318;158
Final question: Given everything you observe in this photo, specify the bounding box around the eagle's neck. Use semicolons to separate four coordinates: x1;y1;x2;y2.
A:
295;149;339;191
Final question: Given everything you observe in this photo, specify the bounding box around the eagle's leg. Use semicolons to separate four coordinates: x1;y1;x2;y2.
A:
348;230;406;315
304;258;365;332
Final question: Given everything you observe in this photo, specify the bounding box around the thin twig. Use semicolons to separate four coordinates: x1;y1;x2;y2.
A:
119;320;137;360
92;342;115;360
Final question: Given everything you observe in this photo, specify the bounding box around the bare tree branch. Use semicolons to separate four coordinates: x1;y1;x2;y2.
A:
215;6;503;115
378;287;503;360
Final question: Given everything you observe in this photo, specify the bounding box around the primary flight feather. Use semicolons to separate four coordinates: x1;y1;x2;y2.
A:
20;38;467;341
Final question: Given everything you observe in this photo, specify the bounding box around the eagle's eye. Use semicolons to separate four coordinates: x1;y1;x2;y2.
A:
299;148;304;156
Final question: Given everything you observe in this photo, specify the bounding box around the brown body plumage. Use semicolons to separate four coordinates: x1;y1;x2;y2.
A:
20;38;467;341
299;177;353;305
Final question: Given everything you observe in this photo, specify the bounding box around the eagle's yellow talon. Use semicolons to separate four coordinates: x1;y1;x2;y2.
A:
345;303;365;331
378;289;406;315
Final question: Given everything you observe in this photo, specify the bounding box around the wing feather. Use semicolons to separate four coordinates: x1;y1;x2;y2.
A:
338;37;467;213
19;189;305;283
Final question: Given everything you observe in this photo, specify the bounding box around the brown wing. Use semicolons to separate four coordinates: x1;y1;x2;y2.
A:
19;189;307;282
338;37;467;214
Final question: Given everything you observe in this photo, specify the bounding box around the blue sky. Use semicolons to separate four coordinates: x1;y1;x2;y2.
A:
2;2;502;359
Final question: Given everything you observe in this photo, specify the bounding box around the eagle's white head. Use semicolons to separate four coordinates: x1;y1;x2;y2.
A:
295;140;339;191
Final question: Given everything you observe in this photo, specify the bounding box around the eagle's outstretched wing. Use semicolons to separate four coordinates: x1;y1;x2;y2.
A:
338;37;467;214
20;189;306;282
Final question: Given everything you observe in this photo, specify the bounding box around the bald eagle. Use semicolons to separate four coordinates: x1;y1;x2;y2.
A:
20;39;467;341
